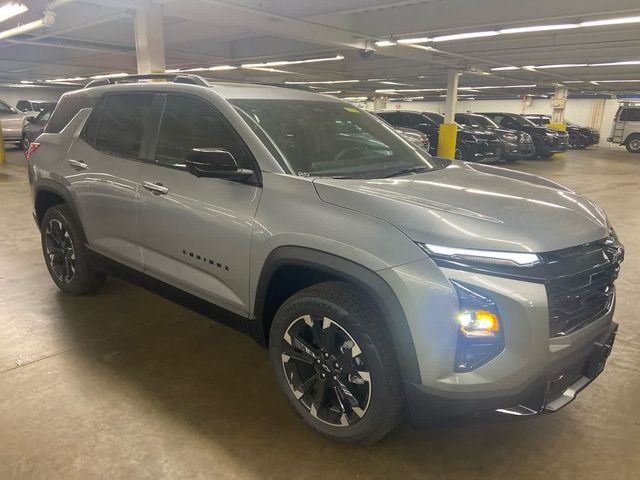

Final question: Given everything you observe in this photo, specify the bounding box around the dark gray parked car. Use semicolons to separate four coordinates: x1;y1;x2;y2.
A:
27;74;624;444
22;106;54;151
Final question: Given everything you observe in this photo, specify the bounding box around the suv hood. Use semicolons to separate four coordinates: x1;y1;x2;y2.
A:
313;162;609;253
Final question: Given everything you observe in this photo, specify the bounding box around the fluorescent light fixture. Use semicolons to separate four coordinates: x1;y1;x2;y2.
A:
388;96;425;101
90;72;129;79
397;37;431;44
378;81;412;86
284;79;359;85
209;65;237;71
490;66;519;71
590;60;640;67
45;77;86;82
20;80;33;84
367;78;387;82
499;24;578;34
534;63;588;69
0;2;28;23
593;79;640;83
375;88;444;93
374;40;396;47
244;67;298;74
459;84;536;90
241;55;343;68
421;244;540;266
580;16;640;27
433;31;499;42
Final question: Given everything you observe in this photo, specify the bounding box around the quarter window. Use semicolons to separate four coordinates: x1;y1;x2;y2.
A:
94;93;154;158
620;108;640;121
155;94;253;169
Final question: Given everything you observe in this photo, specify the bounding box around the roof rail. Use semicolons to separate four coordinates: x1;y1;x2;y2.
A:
84;73;209;89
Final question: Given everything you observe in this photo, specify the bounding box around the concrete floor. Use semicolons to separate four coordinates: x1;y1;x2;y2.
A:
1;145;639;480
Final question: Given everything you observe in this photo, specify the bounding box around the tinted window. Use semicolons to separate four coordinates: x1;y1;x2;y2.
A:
45;92;95;134
94;93;154;158
155;94;253;169
620;108;640;121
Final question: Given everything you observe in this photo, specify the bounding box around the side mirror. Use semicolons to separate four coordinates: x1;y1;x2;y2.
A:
185;148;254;181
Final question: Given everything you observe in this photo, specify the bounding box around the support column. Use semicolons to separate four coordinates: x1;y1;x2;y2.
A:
134;2;166;74
549;85;568;130
437;70;459;159
373;94;387;111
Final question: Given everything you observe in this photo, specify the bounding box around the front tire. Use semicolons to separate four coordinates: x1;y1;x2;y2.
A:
41;204;106;295
269;282;404;444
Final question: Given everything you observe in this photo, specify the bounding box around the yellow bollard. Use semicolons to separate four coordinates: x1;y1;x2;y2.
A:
437;123;458;159
0;118;6;165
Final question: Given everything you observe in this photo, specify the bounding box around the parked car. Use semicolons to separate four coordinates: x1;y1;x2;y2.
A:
455;112;536;161
395;126;430;151
523;114;600;149
479;112;569;158
0;99;26;147
608;105;640;153
28;74;624;444
375;110;502;162
15;100;57;118
22;105;54;151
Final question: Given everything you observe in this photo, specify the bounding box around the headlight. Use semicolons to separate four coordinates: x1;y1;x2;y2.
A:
418;243;540;267
500;133;518;143
545;132;556;138
451;281;504;372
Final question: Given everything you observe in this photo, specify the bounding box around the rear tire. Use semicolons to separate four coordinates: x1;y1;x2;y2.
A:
626;135;640;153
41;204;106;295
269;281;404;444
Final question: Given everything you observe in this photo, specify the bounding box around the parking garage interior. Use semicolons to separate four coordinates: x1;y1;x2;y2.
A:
1;1;640;478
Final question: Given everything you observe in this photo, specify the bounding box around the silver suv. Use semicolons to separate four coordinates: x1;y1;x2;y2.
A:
28;74;624;444
608;105;640;153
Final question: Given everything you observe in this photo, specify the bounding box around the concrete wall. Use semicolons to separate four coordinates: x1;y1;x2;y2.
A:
367;97;622;146
0;85;71;109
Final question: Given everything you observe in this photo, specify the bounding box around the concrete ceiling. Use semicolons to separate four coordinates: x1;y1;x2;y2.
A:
1;0;639;99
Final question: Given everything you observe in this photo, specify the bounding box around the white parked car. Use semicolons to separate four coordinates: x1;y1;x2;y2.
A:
0;99;26;146
608;105;640;153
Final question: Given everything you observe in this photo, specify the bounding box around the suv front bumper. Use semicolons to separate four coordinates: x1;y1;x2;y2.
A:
403;320;617;425
378;257;619;424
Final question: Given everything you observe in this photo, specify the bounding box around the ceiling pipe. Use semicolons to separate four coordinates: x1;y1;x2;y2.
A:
0;10;55;41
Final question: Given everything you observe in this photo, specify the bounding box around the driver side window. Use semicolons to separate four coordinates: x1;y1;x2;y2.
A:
155;94;254;170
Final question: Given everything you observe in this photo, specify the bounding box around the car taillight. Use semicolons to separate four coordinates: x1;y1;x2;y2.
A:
25;142;41;161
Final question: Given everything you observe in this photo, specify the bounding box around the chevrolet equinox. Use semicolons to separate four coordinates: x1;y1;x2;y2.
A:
27;74;624;444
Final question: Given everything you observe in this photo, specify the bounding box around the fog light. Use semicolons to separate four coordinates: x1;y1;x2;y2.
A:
457;310;500;337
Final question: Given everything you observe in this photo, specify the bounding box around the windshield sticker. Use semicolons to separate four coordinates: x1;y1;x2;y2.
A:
344;107;359;113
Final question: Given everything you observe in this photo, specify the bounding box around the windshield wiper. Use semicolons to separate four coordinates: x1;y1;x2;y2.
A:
383;166;430;178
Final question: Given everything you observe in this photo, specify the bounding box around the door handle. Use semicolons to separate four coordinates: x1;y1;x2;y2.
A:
143;181;169;195
68;159;87;170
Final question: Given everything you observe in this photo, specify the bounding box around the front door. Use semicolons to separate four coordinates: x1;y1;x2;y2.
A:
137;93;261;315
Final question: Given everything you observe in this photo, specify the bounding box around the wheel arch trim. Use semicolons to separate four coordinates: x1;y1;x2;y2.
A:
253;246;421;383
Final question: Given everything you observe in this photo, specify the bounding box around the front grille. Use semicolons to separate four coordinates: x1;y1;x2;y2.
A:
544;238;623;337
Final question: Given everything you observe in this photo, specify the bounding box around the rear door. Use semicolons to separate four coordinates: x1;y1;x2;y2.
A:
137;93;261;315
64;92;156;268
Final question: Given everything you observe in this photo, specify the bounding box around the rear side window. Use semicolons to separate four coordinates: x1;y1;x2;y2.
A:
94;93;154;158
154;94;254;169
620;108;640;121
45;93;95;133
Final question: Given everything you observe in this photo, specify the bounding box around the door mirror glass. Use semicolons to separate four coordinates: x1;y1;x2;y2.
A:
185;148;254;180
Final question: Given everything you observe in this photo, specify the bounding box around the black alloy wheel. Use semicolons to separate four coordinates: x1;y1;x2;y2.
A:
44;218;76;284
280;314;371;427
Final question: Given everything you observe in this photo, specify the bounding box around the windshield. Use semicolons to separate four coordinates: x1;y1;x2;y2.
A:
470;115;498;129
232;99;446;178
509;113;537;127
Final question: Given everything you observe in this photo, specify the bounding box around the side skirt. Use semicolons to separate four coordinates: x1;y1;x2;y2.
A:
88;250;255;341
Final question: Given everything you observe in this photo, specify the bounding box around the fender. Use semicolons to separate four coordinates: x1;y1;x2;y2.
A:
253;246;421;384
33;179;80;229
